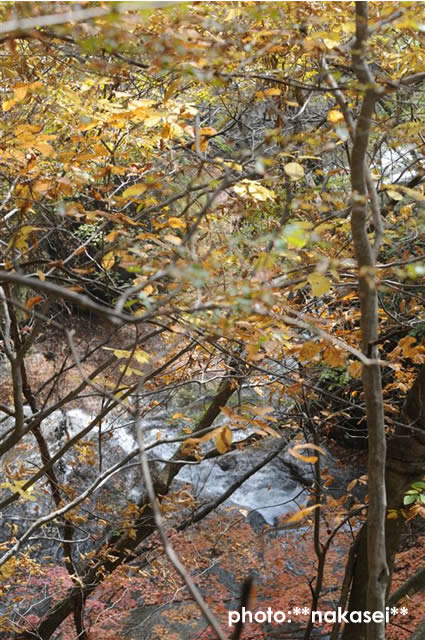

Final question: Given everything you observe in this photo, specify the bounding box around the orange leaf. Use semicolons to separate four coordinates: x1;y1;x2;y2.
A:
299;341;322;362
348;360;362;378
288;443;327;464
322;345;347;367
199;127;217;136
215;426;232;453
25;296;44;309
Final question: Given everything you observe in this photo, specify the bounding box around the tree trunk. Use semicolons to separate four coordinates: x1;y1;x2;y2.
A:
348;4;388;639
342;364;425;639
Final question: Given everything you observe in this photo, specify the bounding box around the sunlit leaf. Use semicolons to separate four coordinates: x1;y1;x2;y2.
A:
264;88;281;96
14;85;28;101
122;183;147;197
282;504;320;525
164;234;182;246
234;180;275;201
0;480;36;501
167;217;186;229
133;349;150;364
386;190;403;201
283;223;308;248
327;109;344;123
101;252;115;270
215;426;232;453
307;273;331;297
284;162;305;181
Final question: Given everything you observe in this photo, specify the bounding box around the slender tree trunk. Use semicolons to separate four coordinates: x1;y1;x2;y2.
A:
345;4;388;640
343;364;425;640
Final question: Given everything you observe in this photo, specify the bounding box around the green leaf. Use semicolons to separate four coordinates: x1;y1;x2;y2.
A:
283;223;308;248
403;494;417;505
411;481;425;490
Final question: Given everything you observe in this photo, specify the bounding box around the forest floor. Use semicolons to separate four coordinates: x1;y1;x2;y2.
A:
20;509;424;639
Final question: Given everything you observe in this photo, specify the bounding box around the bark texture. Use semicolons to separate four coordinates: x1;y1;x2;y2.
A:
342;364;425;639
345;4;388;640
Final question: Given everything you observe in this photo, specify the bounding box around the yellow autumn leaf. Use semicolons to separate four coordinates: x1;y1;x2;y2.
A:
387;510;399;520
215;426;233;453
327;109;344;123
223;161;243;171
101;252;115;270
307;273;331;297
387;184;425;203
33;179;52;193
0;480;36;501
14;85;28;101
264;87;281;96
386;190;403;201
3;98;16;111
398;335;422;358
253;424;281;438
167;217;186;229
7;225;38;252
282;504;320;525
102;347;131;359
341;22;356;34
283;222;308;248
347;478;358;491
0;557;16;579
122;183;147;198
283;162;304;181
35;142;55;157
234;180;275;201
133;349;150;364
181;429;218;454
118;365;144;377
323;37;338;49
142;110;163;128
